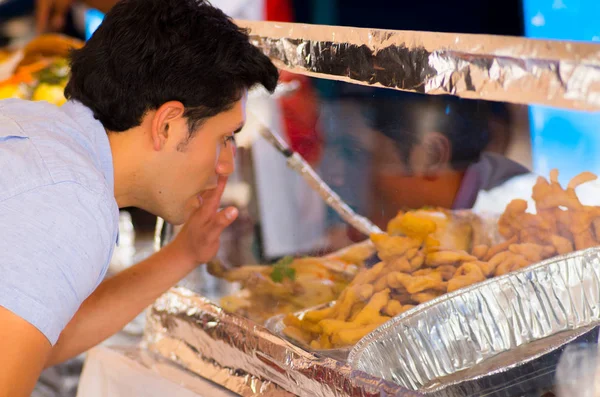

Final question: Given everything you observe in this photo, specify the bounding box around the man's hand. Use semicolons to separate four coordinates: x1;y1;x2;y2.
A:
171;176;239;265
36;0;73;33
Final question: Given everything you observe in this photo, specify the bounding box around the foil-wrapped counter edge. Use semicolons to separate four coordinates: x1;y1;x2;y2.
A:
237;20;600;111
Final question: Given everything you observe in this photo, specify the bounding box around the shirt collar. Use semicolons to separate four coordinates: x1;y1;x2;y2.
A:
61;100;115;196
452;153;530;210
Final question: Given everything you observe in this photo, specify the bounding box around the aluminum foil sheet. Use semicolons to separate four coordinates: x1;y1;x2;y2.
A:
348;248;600;392
237;20;600;111
144;287;423;397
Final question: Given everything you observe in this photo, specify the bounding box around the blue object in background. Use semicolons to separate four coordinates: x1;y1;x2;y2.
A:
523;0;600;184
84;8;105;40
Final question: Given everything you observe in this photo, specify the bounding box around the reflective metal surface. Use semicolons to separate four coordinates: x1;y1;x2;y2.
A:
144;288;422;397
238;20;600;111
349;248;600;392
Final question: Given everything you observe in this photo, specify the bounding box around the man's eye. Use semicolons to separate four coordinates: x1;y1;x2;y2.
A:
223;135;236;147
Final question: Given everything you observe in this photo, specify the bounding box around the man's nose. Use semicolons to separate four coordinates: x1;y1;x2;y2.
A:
216;145;236;176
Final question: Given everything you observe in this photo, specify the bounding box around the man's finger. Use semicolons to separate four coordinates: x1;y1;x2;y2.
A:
209;207;238;235
36;0;51;33
201;176;228;214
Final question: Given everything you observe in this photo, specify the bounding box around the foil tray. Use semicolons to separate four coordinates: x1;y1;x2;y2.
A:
348;248;600;393
144;287;422;397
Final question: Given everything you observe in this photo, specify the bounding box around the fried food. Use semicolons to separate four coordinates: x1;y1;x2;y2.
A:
282;170;600;350
426;250;477;267
218;242;371;323
447;263;486;292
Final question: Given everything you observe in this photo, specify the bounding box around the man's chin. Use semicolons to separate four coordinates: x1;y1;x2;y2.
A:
157;212;187;226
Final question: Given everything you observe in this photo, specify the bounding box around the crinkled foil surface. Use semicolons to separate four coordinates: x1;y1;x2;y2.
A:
349;248;600;392
237;20;600;111
144;287;422;397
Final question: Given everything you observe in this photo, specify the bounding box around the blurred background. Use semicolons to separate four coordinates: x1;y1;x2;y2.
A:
1;0;599;395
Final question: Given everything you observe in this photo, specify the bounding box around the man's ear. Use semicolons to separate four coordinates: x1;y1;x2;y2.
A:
422;131;451;174
150;101;185;151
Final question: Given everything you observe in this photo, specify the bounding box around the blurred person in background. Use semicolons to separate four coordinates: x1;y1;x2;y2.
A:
367;96;529;222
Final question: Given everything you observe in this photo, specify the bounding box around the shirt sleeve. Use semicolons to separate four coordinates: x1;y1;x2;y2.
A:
0;182;116;345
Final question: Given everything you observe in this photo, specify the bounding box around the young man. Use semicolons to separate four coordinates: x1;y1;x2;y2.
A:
0;0;279;395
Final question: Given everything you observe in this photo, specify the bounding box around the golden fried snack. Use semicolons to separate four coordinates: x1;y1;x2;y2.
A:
311;334;333;350
332;284;373;321
494;254;531;276
303;306;335;323
412;268;434;277
390;290;412;305
484;236;519;261
373;274;391;292
330;320;390;346
351;262;386;286
519;228;553;245
283;325;312;345
425;236;441;249
436;265;458;281
405;248;419;260
498;199;528;239
532;174;582;211
567;171;598;189
387;212;437;240
388;256;421;273
508;243;555;263
370;233;421;261
353;289;391;325
348;301;367;321
467;260;496;277
550;234;574;255
410;290;444;304
472;244;489;260
487;251;512;273
387;272;446;294
564;208;600;250
383;300;404;317
447;263;486;293
426;250;477;267
410;252;426;270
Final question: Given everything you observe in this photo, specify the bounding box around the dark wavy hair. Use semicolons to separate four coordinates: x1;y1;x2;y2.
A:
370;95;493;171
65;0;279;133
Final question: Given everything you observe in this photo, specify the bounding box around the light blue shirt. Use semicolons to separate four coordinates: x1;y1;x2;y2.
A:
0;99;118;345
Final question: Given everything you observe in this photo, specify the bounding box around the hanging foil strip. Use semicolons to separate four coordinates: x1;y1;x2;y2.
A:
286;152;382;236
236;20;600;111
253;110;383;236
144;287;423;397
348;248;600;394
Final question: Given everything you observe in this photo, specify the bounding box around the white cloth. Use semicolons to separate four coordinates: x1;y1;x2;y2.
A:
77;347;236;397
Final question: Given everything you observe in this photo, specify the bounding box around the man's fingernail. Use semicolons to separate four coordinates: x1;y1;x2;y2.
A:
226;208;238;220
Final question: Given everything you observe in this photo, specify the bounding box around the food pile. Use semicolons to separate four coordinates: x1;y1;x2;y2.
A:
283;170;600;349
216;241;375;323
0;35;82;106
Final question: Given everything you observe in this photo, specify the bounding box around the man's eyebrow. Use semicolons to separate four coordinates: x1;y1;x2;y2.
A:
233;122;245;134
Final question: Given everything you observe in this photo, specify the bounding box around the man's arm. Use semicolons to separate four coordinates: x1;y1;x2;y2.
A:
46;239;194;367
46;177;238;367
0;307;51;397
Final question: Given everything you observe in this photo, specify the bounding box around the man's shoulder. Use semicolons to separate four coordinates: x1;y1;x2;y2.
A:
0;99;111;201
